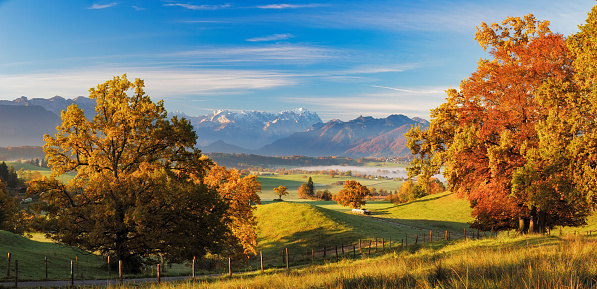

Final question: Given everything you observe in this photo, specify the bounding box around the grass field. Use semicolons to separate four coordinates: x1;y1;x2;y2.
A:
5;166;597;287
257;173;402;202
4;161;74;183
137;234;597;289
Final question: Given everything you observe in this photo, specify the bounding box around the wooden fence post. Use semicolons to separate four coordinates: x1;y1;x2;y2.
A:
6;252;10;278
192;256;195;280
405;234;408;246
107;256;111;278
76;256;79;278
430;231;432;242
375;238;378;253
45;256;48;280
119;260;123;285
14;260;18;288
286;248;289;270
368;241;371;255
415;235;418;244
445;231;448;240
71;260;74;287
353;245;356;256
157;263;161;283
382;238;385;252
341;244;345;255
228;258;232;277
311;250;314;264
359;240;362;254
323;246;326;258
261;251;264;272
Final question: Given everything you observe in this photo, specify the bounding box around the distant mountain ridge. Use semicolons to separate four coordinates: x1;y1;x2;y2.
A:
257;114;429;157
0;96;427;157
0;105;61;146
0;96;96;120
175;108;322;150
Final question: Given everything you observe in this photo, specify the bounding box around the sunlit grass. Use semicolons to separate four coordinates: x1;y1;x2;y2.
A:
133;234;597;289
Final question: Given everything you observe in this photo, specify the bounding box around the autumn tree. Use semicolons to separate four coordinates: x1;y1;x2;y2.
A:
273;185;289;200
333;180;371;209
407;14;587;233
298;183;310;199
28;75;232;272
306;177;314;196
316;189;333;201
205;165;261;257
0;182;21;233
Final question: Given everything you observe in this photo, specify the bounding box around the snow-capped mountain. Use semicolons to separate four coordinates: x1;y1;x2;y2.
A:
173;108;323;150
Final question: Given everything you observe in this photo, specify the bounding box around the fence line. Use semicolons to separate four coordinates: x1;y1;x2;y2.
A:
5;228;589;286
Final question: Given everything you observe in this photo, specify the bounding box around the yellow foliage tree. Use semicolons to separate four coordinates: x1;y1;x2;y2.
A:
273;185;289;200
28;75;234;271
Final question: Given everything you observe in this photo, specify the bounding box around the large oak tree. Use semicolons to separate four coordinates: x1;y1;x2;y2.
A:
407;14;594;233
28;75;253;271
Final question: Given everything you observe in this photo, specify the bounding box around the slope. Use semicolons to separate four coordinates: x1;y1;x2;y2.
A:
0;231;106;281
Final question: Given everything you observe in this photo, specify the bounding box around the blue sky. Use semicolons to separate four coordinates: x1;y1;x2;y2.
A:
0;1;594;121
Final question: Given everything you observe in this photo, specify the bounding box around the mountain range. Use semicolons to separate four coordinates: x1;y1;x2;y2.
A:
173;108;322;150
0;96;428;157
257;115;428;157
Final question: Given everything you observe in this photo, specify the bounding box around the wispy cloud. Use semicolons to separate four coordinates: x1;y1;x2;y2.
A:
167;44;339;64
246;33;294;42
0;67;296;100
282;87;447;121
132;5;145;11
370;85;443;94
164;3;231;10
88;2;118;9
256;4;326;9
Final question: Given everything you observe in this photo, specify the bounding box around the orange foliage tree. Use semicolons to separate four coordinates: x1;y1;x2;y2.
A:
205;165;261;257
407;14;593;233
333;180;371;209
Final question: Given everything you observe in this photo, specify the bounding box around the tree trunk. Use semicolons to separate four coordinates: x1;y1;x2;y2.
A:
518;217;529;234
528;206;546;234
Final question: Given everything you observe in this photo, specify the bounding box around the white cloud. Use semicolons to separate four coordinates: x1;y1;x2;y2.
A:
256;4;326;9
246;33;294;42
164;3;231;10
282;87;447;121
167;44;339;64
88;2;118;9
0;67;296;100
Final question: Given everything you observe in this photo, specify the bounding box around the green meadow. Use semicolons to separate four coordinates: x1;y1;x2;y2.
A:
2;168;597;287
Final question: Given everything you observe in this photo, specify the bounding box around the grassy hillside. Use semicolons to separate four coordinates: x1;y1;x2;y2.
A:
375;191;473;233
0;231;106;281
256;202;365;253
149;234;597;288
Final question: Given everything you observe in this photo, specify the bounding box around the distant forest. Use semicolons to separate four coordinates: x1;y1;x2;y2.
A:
0;147;412;169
